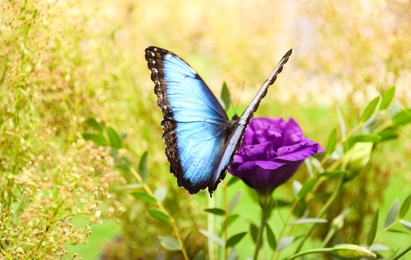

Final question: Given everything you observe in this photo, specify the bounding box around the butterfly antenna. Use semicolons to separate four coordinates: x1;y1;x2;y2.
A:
232;81;245;118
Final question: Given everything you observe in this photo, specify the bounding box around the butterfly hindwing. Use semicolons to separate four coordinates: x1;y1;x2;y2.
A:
145;47;230;194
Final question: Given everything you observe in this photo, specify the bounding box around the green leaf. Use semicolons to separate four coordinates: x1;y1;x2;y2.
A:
361;96;380;123
400;195;411;218
250;223;258;244
384;199;399;228
400;219;411;230
227;249;238;260
221;81;230;110
367;210;379;246
289;218;327;226
192;251;206;260
369;244;390;252
154;187;167;202
107;126;122;149
326;128;338;155
312;156;324;171
131;192;156;204
297;177;317;199
304;157;323;176
388;249;400;260
228;191;242;212
318;170;346;179
221;214;240;232
226;232;247;248
82;133;108;146
276;236;294;251
378;128;399;141
199;230;224;247
138;151;148;182
293;199;307;218
227;214;240;225
346;134;381;148
204;208;226;216
85;118;104;133
292;180;302;198
114;155;132;172
337;108;346;139
266;224;277;250
183;231;192;247
226;176;240;186
392;109;411;126
379;86;396;111
158;236;181;251
148;209;170;222
387;228;411;235
272;199;291;208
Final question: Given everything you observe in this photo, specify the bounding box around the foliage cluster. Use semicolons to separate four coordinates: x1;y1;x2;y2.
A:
0;0;126;258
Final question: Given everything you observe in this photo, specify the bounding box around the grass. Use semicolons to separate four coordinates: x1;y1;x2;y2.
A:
1;0;411;259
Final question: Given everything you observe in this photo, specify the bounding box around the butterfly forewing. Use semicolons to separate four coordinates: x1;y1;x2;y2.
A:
145;47;230;194
209;49;293;192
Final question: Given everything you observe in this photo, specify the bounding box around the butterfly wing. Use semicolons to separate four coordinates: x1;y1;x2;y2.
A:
208;49;293;193
145;46;230;194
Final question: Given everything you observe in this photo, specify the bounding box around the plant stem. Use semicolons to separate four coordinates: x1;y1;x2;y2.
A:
287;248;332;260
223;180;229;260
253;192;273;260
391;244;411;260
131;167;189;260
272;199;299;260
208;192;216;260
294;176;344;253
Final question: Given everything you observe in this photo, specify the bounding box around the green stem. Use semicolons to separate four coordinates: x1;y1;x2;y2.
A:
287;248;333;260
294;176;344;253
320;227;336;248
223;180;229;260
130;167;189;260
271;198;300;260
253;192;273;260
0;248;13;260
391;244;411;260
208;193;216;260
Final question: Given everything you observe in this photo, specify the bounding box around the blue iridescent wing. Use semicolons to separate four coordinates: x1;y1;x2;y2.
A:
145;46;230;194
145;46;292;195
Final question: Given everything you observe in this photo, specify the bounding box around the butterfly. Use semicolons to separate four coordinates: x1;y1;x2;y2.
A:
145;46;292;195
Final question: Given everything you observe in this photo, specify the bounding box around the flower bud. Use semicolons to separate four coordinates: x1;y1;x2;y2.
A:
332;244;376;258
342;142;373;179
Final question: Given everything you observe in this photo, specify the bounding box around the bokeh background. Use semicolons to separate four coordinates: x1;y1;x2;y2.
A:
1;0;410;259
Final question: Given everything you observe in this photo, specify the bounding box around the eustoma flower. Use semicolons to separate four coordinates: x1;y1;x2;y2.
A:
229;117;324;194
228;117;324;259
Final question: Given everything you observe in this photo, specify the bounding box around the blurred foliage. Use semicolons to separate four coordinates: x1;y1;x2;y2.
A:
1;0;410;259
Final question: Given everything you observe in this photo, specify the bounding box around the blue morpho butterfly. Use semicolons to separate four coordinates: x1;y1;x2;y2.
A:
145;46;292;195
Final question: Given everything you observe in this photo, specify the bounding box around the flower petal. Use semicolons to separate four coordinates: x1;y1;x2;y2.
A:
242;141;278;160
240;161;304;193
276;142;322;161
282;118;303;146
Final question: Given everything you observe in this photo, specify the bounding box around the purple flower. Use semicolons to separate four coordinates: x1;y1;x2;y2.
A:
228;117;324;194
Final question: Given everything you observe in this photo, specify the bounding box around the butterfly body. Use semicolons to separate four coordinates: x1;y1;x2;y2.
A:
145;46;291;195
